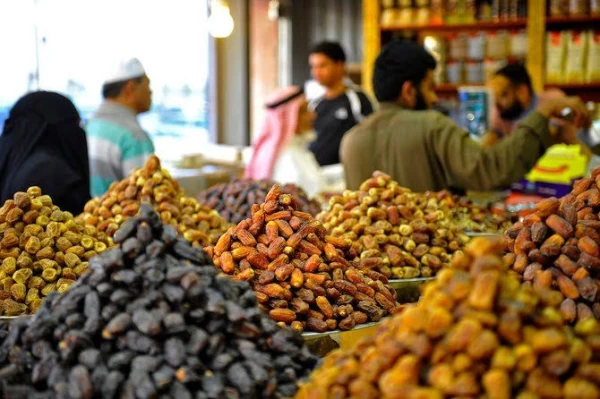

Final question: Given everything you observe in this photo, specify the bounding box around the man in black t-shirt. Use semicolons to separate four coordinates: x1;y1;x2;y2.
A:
308;42;374;166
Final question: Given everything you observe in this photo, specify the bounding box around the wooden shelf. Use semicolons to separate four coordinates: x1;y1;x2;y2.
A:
544;83;600;102
545;83;600;90
434;84;488;93
381;19;527;33
435;84;459;93
546;15;600;27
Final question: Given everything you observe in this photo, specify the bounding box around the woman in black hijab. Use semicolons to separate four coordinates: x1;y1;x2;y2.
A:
0;91;91;214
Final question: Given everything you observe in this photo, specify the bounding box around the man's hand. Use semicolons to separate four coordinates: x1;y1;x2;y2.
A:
536;96;591;131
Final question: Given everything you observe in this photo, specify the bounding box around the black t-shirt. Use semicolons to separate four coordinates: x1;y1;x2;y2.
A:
309;90;374;166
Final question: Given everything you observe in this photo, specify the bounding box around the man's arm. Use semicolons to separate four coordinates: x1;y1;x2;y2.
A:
432;111;553;191
432;96;590;191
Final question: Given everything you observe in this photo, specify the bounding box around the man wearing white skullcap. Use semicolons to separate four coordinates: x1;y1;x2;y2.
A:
86;58;155;196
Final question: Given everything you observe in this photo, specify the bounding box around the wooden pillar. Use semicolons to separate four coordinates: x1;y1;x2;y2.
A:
362;0;380;96
526;0;546;93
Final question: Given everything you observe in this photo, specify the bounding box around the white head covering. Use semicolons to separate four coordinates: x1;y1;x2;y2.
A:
104;58;146;85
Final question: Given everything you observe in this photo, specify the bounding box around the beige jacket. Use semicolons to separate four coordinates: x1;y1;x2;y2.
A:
341;103;552;192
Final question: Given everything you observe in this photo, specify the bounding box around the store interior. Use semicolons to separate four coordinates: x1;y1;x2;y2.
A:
1;1;600;398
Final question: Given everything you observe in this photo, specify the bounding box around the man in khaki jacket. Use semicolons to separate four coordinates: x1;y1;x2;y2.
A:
341;40;590;192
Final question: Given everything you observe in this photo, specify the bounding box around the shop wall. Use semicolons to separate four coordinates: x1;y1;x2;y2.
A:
290;0;363;86
249;0;279;142
215;0;250;146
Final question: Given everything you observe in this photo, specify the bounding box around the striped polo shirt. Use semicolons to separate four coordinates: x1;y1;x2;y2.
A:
86;101;155;197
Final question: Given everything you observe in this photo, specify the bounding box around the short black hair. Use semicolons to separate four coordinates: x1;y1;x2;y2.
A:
373;39;437;102
102;76;144;99
494;64;533;94
309;41;346;63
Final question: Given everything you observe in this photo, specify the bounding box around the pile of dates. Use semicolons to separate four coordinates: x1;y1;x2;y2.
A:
78;155;229;248
197;179;321;224
317;172;469;279
0;205;318;399
297;237;600;399
0;187;112;315
445;195;515;234
505;169;600;324
205;184;401;333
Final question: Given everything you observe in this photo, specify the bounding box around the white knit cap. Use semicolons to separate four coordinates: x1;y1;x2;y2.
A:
104;58;146;84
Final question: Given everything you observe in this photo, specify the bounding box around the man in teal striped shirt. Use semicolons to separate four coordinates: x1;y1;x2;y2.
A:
86;58;155;197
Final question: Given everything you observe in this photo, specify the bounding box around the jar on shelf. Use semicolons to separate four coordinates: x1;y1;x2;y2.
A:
569;0;589;16
449;33;468;61
430;0;445;24
549;0;569;17
416;7;431;25
592;0;600;16
486;30;508;60
510;29;528;60
466;60;484;84
447;60;464;84
467;31;486;61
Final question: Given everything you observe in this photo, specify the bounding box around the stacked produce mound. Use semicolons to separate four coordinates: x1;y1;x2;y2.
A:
78;155;229;247
197;178;322;224
297;237;600;399
449;195;515;233
205;184;400;333
505;170;600;324
317;172;470;279
0;205;318;398
0;187;112;315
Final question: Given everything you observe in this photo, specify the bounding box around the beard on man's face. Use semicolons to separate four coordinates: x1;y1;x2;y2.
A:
499;100;525;120
414;89;429;111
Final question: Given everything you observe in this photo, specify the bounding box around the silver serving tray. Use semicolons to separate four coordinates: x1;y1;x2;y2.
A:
0;315;30;323
302;320;382;340
465;232;504;238
388;277;435;289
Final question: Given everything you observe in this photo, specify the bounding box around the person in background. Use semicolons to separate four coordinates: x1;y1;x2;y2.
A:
341;39;590;192
245;86;325;197
484;63;578;147
308;41;374;166
86;58;155;197
0;92;91;213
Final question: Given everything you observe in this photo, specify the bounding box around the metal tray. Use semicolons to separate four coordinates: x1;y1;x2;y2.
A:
389;277;435;303
0;315;30;324
302;320;383;357
465;232;504;238
302;320;381;340
388;277;435;289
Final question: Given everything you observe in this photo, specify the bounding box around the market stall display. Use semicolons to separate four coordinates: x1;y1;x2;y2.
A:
505;169;600;324
451;196;515;234
0;188;113;315
78;155;229;248
317;172;470;279
0;205;318;398
297;236;600;398
204;184;401;333
197;178;321;224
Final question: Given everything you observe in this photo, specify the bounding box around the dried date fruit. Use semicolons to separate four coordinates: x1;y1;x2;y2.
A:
317;172;480;279
205;185;397;332
296;237;600;399
78;155;229;249
197;178;321;224
0;189;112;313
0;205;317;398
507;173;600;324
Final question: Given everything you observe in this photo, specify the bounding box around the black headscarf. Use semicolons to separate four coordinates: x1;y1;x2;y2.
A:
373;39;437;103
0;91;91;213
